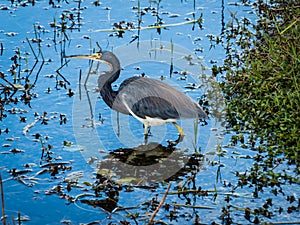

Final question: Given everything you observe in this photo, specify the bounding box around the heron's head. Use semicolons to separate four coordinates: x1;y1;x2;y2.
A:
65;51;119;69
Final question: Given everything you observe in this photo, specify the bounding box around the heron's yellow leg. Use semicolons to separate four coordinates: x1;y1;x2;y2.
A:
172;122;185;136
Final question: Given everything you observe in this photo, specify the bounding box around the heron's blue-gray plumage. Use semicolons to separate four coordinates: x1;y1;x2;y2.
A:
96;51;206;127
66;50;207;137
114;76;206;120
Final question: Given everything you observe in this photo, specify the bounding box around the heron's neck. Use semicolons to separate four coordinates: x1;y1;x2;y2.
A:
98;69;120;108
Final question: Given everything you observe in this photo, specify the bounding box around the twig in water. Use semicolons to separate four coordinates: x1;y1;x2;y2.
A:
56;60;71;86
23;118;41;135
94;17;203;33
0;174;6;225
148;182;172;224
26;38;38;60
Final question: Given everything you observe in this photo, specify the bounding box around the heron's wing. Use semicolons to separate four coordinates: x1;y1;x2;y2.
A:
114;77;206;120
131;95;179;120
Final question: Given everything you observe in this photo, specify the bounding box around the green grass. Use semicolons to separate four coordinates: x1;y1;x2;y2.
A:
218;0;300;192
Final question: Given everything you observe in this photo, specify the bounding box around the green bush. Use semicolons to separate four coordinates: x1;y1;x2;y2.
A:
220;1;300;181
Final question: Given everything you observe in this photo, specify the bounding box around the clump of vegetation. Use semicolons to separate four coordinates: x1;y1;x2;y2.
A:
221;1;299;173
215;0;300;221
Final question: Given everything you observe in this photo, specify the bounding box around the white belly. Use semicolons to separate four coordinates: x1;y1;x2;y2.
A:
139;116;177;127
121;94;177;127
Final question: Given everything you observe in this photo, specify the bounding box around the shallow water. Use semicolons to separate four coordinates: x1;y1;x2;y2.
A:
0;0;299;224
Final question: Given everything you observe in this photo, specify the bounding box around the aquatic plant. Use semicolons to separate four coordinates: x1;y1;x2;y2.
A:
215;0;300;222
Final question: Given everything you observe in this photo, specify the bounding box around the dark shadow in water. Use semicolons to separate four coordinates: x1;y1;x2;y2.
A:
79;139;205;212
97;137;205;185
109;140;179;167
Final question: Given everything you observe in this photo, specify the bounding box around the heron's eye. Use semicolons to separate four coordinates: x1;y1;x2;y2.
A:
92;53;101;59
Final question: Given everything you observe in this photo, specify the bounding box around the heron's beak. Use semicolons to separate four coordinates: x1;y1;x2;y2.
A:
64;52;102;61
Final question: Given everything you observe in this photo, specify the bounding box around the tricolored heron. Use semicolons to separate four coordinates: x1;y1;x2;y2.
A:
66;49;207;140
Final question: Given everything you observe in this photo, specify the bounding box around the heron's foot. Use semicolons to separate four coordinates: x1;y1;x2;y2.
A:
144;134;149;144
144;132;151;144
167;134;184;147
166;122;185;146
177;134;184;143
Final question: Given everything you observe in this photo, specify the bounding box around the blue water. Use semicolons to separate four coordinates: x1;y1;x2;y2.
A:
0;0;299;224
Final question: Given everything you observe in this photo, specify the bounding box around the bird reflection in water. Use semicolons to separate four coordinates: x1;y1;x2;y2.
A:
78;141;205;213
109;141;179;167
